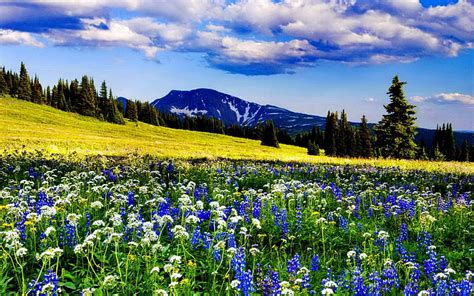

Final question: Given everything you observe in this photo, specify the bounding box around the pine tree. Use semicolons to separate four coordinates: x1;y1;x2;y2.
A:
18;62;31;101
45;86;51;105
69;79;80;111
336;110;350;156
307;141;320;155
261;120;279;148
98;81;108;120
358;115;373;158
375;76;417;159
445;123;455;161
459;140;469;162
0;68;9;95
107;89;125;124
31;75;43;104
324;111;337;156
433;145;445;161
57;80;68;111
76;76;97;117
126;100;138;122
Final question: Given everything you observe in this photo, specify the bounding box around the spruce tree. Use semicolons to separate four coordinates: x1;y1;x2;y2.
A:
126;100;138;122
375;76;417;159
57;80;68;111
18;62;31;101
324;111;337;156
358;115;373;158
31;75;43;104
459;140;469;162
307;141;320;155
261;120;279;148
76;76;96;117
107;89;125;124
98;81;108;120
0;69;9;95
445;123;455;160
69;79;80;111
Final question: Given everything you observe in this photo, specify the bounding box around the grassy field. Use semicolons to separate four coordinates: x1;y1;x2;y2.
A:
1;96;472;173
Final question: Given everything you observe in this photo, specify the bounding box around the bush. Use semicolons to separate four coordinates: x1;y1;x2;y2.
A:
307;141;319;155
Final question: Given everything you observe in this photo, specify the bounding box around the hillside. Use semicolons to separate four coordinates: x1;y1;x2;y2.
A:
0;96;472;173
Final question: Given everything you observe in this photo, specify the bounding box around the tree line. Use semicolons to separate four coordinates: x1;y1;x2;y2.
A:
1;63;125;124
288;76;472;161
1;63;471;161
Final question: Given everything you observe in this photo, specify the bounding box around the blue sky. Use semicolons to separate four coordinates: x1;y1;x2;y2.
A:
0;0;473;130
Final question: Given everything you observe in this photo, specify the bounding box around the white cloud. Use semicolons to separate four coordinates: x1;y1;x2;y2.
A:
45;18;161;59
1;0;473;74
0;29;43;47
411;93;474;106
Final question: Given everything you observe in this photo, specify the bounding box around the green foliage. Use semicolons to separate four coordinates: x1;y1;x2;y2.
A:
260;120;279;148
375;76;417;159
77;76;97;117
0;154;472;294
0;68;8;95
324;111;337;156
125;100;138;122
18;62;31;101
358;115;373;158
307;141;320;155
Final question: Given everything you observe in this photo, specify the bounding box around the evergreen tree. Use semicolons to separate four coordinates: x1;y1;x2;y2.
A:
375;76;417;159
307;141;320;155
433;145;445;161
445;123;456;161
18;62;32;101
358;115;373;158
98;81;108;120
0;68;9;95
107;89;125;124
261;120;279;148
69;79;80;111
324;111;337;156
45;86;51;105
336;110;350;156
77;76;96;117
126;100;138;122
459;140;469;162
31;75;43;104
57;80;68;111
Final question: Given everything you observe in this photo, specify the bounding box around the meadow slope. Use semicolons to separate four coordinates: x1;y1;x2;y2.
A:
0;96;472;173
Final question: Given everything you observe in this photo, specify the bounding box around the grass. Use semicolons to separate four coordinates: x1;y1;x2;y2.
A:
1;96;473;174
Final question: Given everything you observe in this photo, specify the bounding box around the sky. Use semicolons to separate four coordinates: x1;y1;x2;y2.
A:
0;0;473;130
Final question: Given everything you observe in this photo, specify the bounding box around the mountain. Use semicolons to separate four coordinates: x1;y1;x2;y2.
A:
151;88;326;134
148;88;472;145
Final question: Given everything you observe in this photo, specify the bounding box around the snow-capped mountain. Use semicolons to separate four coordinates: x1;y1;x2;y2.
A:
150;88;326;134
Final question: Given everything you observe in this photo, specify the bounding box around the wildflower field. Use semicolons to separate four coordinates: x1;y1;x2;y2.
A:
0;153;472;295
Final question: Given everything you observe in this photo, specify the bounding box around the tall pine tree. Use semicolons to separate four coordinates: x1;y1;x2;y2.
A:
375;76;417;159
0;68;9;95
358;115;373;158
261;120;279;148
126;100;138;122
324;111;337;156
18;62;31;101
77;76;96;117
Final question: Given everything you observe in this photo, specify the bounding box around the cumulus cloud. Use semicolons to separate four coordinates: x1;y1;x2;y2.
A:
0;29;43;47
1;0;473;75
411;93;474;106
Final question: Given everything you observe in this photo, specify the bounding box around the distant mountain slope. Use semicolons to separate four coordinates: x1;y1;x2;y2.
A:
149;88;472;145
150;88;326;134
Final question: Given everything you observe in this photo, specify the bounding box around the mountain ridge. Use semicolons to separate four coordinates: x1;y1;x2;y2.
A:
150;88;327;134
127;88;472;146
